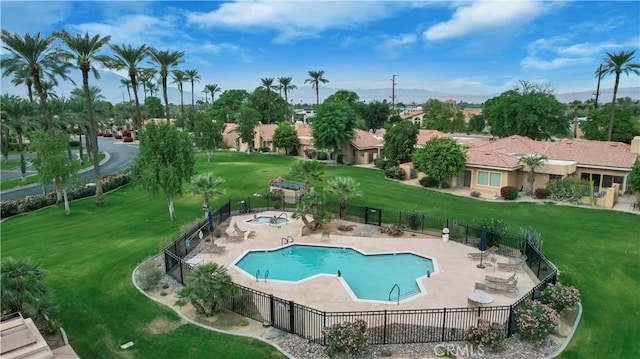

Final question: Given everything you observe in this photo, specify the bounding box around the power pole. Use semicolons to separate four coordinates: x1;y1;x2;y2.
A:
391;74;397;113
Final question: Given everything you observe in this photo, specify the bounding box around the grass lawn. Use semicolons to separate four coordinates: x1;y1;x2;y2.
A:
1;151;638;358
0;153;106;191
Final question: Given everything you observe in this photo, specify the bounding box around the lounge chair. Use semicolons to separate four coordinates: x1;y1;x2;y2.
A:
467;246;499;260
485;272;517;284
485;278;518;296
202;242;226;254
497;255;527;272
474;282;487;292
223;232;244;242
233;223;255;238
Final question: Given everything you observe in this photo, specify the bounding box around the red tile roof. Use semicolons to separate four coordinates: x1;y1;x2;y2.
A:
544;139;637;168
350;129;383;149
466;148;521;169
295;123;312;137
416;129;449;146
472;135;550;154
223;122;237;134
400;110;424;120
259;124;277;141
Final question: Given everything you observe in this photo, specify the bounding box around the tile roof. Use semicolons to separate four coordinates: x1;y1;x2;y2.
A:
350;129;383;149
223;122;237;134
472;135;550;155
400;110;424;120
544;139;637;168
416;129;450;146
259;124;277;141
466;148;522;169
295;123;312;137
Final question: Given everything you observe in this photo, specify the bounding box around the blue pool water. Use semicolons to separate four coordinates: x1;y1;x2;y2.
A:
245;216;288;225
234;244;435;302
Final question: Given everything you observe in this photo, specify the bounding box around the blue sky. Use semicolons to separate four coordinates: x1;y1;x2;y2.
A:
1;0;639;105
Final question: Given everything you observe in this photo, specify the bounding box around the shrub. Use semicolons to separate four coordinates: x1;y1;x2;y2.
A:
419;176;439;188
304;148;317;159
373;158;387;169
405;212;422;230
534;188;548;199
103;132;113;137
470;191;481;198
539;283;581;313
316;151;329;160
258;146;269;152
514;300;559;343
40;317;61;336
546;179;583;203
122;130;131;137
322;320;369;358
137;260;163;291
380;224;404;237
464;318;505;350
557;269;577;287
69;140;80;147
385;166;405;180
500;186;519;200
115;134;123;140
519;227;542;251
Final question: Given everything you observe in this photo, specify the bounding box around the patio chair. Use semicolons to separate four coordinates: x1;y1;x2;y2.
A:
233;223;255;238
485;272;517;284
474;282;487;292
202;242;226;254
467;246;499;260
223;232;244;242
497;254;527;272
485;278;518;296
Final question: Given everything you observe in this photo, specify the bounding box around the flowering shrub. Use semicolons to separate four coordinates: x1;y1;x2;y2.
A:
514;300;559;343
500;186;519;200
539;283;581;313
322;320;369;358
464;318;505;350
534;188;548;199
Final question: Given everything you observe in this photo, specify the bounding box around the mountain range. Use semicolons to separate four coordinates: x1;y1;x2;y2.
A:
1;69;638;106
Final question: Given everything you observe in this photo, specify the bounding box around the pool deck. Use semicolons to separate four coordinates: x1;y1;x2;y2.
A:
191;211;538;312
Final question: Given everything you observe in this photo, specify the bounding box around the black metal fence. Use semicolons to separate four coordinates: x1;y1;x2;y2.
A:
163;194;557;345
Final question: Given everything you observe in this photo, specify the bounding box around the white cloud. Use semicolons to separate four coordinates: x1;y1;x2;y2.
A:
0;1;73;34
424;1;553;41
521;56;589;71
186;0;394;43
70;14;177;47
377;34;417;56
559;37;640;57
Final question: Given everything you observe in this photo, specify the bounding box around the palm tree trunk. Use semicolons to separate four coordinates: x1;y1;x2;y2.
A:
191;81;195;111
207;149;212;162
315;85;319;107
78;133;84;164
83;71;104;205
17;130;26;183
32;71;55;138
607;73;620;141
131;74;143;130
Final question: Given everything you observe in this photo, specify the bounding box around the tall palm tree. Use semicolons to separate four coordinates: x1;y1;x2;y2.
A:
290;159;324;193
601;50;640;141
260;77;277;123
278;76;296;105
593;64;604;109
106;44;148;129
519;154;547;196
2;64;34;102
304;70;329;106
567;100;584;139
324;176;362;219
1;257;53;318
172;70;186;120
55;30;111;206
205;84;221;103
137;68;156;101
120;78;132;102
189;174;225;218
0;94;40;182
1;30;73;137
184;69;201;110
71;86;104;163
147;48;185;123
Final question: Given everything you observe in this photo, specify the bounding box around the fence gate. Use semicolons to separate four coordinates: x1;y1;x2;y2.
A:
271;298;292;332
364;207;381;226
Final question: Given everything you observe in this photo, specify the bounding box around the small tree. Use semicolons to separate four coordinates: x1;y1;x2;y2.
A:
290;159;324;193
325;176;362;219
131;123;195;221
312;101;357;163
383;121;419;164
1;257;54;318
292;190;331;231
519;154;547;196
628;160;640;198
272;122;299;155
189;174;225;218
177;263;236;316
30;130;79;215
413;137;466;188
192;111;224;162
236;105;261;152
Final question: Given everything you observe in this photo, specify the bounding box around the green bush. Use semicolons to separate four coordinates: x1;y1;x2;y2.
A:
473;218;509;248
322;320;369;358
500;186;519;200
419;176;439;188
546;179;585;203
373;158;387;169
464;318;505;350
405;212;422;230
385;166;405;180
137;260;162;291
316;152;329;160
470;191;481;198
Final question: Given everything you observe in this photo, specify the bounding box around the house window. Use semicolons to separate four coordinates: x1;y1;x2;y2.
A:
549;174;563;181
477;171;501;187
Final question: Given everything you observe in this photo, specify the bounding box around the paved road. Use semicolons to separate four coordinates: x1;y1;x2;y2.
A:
0;137;138;200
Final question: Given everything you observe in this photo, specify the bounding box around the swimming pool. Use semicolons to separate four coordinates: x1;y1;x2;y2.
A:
244;216;289;225
234;244;437;302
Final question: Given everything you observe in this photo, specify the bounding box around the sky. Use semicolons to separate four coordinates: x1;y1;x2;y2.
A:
1;0;639;105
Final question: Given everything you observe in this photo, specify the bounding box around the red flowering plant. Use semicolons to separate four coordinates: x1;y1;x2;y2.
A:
322;319;369;358
514;300;559;343
464;318;505;350
539;283;581;313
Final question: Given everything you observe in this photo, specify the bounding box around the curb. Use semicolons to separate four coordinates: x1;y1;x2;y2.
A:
546;302;583;359
131;257;295;359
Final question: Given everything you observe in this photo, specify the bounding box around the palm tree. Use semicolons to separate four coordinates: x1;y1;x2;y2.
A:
0;94;40;182
2;64;34;102
304;70;329;106
107;44;148;129
147;48;185;123
55;30;111;206
519;154;547;196
1;257;53;318
567;100;584;138
172;70;186;120
189;174;225;218
205;84;221;103
278;76;296;105
1;30;73;137
184;69;201;110
177;263;236;316
290;159;324;193
600;50;640;141
260;77;277;123
324;176;362;219
593;64;604;109
70;86;104;162
120;78;132;102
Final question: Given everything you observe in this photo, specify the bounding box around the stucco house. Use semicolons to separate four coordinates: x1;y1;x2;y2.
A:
342;129;384;164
